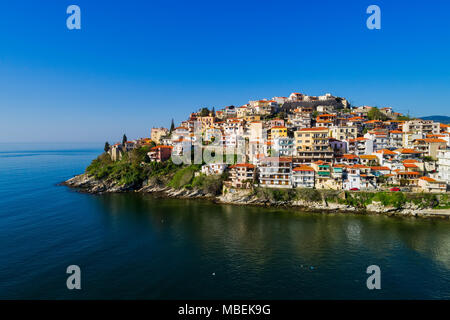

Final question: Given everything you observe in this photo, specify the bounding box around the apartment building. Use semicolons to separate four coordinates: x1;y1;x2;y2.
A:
330;125;357;141
437;149;450;185
288;114;311;130
364;131;389;151
201;163;228;176
412;138;447;159
258;157;292;188
147;145;173;162
347;137;374;155
418;176;447;193
269;126;287;141
403;119;440;135
389;130;403;148
292;165;315;188
227;163;256;189
236;106;249;118
272;137;295;157
294;127;333;163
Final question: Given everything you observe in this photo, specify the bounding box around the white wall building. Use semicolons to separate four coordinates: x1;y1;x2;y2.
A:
437;149;450;186
272;137;294;157
201;163;228;176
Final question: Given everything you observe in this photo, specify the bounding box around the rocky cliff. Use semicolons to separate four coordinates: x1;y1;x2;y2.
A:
64;174;450;219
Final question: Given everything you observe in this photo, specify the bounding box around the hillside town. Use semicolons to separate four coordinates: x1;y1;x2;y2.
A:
108;92;450;194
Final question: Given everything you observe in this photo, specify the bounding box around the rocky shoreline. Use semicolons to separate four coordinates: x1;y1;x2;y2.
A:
63;173;450;219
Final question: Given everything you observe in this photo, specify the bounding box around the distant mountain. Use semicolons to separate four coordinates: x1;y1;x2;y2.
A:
420;115;450;124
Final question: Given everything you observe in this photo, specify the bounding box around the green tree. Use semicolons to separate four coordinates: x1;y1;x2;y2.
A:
122;134;128;145
199;107;210;117
367;107;388;121
170;119;175;133
104;141;110;153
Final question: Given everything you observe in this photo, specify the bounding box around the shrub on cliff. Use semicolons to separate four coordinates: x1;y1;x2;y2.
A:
168;164;201;189
192;174;224;195
295;188;322;203
86;153;114;179
373;192;406;208
254;188;295;203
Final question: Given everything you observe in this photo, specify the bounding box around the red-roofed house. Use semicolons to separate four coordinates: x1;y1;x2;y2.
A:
292;165;315;188
418;176;447;193
413;138;447;159
148;145;173;162
227;163;256;189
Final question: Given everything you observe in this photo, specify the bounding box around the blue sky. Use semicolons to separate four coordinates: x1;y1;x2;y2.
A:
0;0;449;143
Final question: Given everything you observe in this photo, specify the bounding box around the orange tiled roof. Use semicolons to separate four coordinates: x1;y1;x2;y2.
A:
230;163;255;169
347;164;369;169
396;171;420;175
293;165;314;172
342;154;359;159
416;138;447;143
151;145;173;150
365;120;382;124
395;148;422;154
376;149;397;155
313;160;330;165
370;166;390;171
359;155;377;159
403;159;419;163
419;176;437;182
298;127;328;131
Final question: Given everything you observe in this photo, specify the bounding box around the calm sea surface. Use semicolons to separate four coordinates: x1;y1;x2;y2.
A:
0;143;449;299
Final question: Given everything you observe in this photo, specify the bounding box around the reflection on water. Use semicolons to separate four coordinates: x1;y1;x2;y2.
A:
86;193;450;299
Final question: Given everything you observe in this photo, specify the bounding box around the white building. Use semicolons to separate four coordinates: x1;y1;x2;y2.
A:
403;120;440;135
272;137;294;157
364;131;388;151
437;149;450;186
258;157;292;188
201;163;228;176
292;165;315;188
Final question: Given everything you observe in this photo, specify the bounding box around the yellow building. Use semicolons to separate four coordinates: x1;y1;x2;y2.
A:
197;116;215;131
150;127;169;144
329;126;357;141
237;106;249;118
294;127;333;163
243;115;260;122
270;126;287;140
